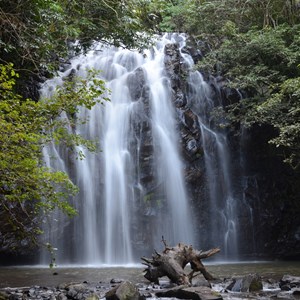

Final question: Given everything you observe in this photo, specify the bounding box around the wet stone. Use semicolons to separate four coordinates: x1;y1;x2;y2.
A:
156;286;223;300
280;274;300;290
106;281;140;300
110;279;124;284
67;288;78;298
226;274;263;292
277;291;294;299
8;293;22;300
57;293;67;300
293;289;300;295
29;288;36;297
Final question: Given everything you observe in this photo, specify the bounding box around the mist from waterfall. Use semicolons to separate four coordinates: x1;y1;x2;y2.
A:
40;34;196;265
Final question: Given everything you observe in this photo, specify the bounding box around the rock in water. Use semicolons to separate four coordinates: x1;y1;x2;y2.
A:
280;274;300;290
226;274;263;292
105;281;140;300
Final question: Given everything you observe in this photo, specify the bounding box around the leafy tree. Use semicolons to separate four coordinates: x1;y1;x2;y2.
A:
0;63;108;250
0;0;157;91
0;0;162;253
155;0;300;35
156;0;300;169
199;24;300;92
196;21;300;170
255;76;300;169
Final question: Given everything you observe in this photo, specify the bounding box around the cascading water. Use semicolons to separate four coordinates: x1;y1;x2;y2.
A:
41;34;196;265
40;32;242;265
183;59;239;258
143;45;194;247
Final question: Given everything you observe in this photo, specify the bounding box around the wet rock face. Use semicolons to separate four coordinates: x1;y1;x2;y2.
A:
164;43;188;108
162;42;201;139
164;43;181;80
162;39;210;233
238;124;300;259
164;37;300;260
127;67;146;102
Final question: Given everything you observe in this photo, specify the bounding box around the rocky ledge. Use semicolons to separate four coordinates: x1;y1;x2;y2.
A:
0;274;300;300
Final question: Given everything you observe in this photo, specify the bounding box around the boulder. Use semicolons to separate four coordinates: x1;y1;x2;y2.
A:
226;274;263;292
280;275;300;291
110;278;124;284
57;293;68;300
105;281;140;300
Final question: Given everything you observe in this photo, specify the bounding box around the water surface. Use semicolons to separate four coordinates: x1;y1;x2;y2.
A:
1;261;299;288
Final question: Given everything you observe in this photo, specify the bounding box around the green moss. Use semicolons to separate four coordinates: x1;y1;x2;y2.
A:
0;292;9;300
249;279;263;292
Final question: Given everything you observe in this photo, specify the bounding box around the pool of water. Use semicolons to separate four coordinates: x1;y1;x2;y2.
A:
0;261;299;288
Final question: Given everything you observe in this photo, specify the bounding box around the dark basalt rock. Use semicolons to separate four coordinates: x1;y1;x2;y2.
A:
127;67;146;102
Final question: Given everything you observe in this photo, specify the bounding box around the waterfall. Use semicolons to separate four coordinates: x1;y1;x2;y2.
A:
41;34;196;265
40;32;242;265
184;64;239;258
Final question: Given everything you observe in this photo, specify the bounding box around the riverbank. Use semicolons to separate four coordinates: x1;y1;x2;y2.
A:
1;261;300;288
0;262;299;299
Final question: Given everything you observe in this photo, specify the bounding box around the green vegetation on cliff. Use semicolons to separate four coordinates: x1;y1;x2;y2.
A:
153;0;300;170
0;0;154;74
0;63;108;250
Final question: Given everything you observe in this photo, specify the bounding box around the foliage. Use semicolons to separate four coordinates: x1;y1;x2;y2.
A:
197;23;300;170
0;0;161;253
199;24;300;93
256;77;300;169
0;63;108;248
155;0;300;169
0;0;156;76
155;0;300;35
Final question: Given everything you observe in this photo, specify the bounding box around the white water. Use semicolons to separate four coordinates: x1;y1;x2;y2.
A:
183;59;239;257
41;34;195;265
144;41;194;245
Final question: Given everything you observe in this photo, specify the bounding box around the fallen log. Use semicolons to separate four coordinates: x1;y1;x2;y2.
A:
141;239;220;285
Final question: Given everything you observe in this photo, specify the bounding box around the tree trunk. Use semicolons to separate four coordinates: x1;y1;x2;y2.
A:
141;241;220;285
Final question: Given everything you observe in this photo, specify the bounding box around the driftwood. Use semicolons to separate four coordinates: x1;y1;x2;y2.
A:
141;239;220;285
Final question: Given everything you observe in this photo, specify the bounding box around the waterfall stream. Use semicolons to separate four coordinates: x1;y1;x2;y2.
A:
184;63;238;257
41;33;239;265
